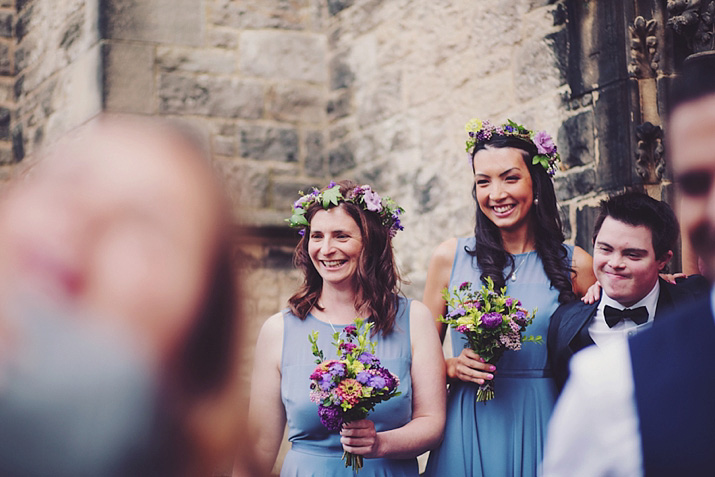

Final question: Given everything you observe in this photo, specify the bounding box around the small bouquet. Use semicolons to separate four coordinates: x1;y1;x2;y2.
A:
309;318;401;472
440;277;541;402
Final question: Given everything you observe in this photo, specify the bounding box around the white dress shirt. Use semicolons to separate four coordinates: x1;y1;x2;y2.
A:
542;286;715;477
588;281;660;348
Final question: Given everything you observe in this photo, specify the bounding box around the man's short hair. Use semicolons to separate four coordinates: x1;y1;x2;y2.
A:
592;191;679;260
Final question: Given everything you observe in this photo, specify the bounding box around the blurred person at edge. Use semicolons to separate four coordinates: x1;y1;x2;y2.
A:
0;115;244;476
543;52;715;476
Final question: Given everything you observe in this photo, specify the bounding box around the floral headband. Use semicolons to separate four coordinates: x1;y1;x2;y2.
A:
465;118;561;177
288;182;405;237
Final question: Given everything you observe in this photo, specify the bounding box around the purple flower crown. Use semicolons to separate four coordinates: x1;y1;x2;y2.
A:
465;118;561;177
288;182;405;237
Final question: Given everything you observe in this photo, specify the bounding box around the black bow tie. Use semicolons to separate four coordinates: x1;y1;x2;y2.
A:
603;305;649;328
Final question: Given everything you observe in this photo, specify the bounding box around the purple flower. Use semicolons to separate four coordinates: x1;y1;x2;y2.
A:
339;342;357;354
356;371;372;384
328;181;336;188
505;298;513;307
362;187;383;212
459;281;470;290
448;307;466;318
533;131;556;155
318;405;343;431
513;310;528;326
328;362;346;377
319;375;334;391
456;324;470;334
344;325;357;336
357;352;380;366
367;373;387;389
298;229;306;236
481;312;503;329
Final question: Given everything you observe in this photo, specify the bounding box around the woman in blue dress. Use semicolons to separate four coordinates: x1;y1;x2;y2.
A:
245;180;446;476
423;120;595;476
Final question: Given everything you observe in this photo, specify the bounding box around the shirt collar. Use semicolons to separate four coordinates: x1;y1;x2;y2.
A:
599;280;661;323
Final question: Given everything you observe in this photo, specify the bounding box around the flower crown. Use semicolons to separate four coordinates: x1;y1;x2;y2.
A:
465;118;561;177
288;182;405;237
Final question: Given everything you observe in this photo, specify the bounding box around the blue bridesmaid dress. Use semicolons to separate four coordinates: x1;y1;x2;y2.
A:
279;296;418;477
425;237;571;477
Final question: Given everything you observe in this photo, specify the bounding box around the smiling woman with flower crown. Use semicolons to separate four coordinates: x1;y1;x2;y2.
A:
422;120;595;477
241;180;446;476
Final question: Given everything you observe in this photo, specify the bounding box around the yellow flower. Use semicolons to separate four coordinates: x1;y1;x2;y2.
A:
348;360;365;374
465;118;483;133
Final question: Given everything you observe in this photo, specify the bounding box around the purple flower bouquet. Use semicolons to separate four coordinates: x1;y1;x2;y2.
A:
440;277;540;402
308;318;401;472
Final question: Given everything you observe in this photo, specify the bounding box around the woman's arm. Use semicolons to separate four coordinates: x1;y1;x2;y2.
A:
236;312;285;476
422;238;495;384
340;300;446;458
422;238;457;341
571;246;596;298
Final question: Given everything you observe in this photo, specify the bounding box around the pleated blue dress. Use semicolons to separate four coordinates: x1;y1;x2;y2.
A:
425;237;572;477
280;296;418;477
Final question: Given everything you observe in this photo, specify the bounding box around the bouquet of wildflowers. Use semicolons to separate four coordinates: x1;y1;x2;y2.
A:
440;277;540;402
309;318;401;472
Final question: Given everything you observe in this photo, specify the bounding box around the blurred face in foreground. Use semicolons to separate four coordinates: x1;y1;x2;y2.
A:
670;93;715;277
0;118;222;367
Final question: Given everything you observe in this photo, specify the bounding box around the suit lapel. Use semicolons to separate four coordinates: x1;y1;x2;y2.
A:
566;298;599;350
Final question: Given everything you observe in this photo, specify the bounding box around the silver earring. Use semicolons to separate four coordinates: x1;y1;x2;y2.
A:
534;197;539;206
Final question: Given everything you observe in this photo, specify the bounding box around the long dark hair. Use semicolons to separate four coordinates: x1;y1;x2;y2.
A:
288;180;402;336
469;135;575;304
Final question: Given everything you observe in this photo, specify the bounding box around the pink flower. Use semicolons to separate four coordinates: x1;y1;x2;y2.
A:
533;131;556;155
361;186;383;212
336;379;363;406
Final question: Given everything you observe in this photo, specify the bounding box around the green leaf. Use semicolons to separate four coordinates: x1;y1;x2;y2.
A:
290;213;310;227
322;185;343;208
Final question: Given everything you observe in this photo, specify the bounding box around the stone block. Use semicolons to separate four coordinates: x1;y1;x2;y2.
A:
159;73;264;119
575;203;600;253
356;70;401;127
559;203;571;240
327;0;354;16
15;3;31;41
327;90;351;121
514;38;564;102
304;130;325;176
328;141;354;175
267;82;325;124
0;106;10;140
156;46;237;75
329;53;354;90
15;0;31;13
11;123;23;162
103;42;155;114
240;30;326;83
211;0;309;30
207;28;238;49
593;82;634;189
213;135;235;157
554;168;597;201
0;41;10;75
213;158;270;210
239;125;299;163
558;110;594;168
0;11;12;37
0;143;13;165
101;0;203;46
273;178;321;209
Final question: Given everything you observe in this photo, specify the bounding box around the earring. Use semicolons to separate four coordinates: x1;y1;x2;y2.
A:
534;196;539;206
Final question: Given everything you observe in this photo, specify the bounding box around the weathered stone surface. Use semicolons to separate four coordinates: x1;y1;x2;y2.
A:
554;168;597;201
157;46;237;75
559;203;571;240
212;135;235;157
11;124;23;162
239;125;299;163
514;38;564;102
267;82;325;123
102;0;204;46
327;90;351;121
159;73;264;119
355;70;401;126
0;11;12;37
558;110;595;168
0;41;10;75
328;141;355;175
0;106;10;140
239;30;327;83
15;3;31;41
211;0;309;30
327;0;354;16
214;158;270;210
103;42;155;114
0;144;13;164
593;82;634;189
206;27;238;49
304;130;325;175
575;203;600;253
329;53;354;90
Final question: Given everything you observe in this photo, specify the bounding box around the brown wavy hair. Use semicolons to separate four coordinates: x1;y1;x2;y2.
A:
288;180;402;336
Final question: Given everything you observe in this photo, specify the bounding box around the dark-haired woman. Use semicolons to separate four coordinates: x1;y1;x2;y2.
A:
423;120;595;477
244;180;445;476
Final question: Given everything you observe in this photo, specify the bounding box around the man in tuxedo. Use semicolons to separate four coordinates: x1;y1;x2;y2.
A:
543;52;715;476
548;191;694;391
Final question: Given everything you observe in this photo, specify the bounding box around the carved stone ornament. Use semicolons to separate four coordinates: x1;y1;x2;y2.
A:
635;122;665;183
629;16;659;78
667;0;715;54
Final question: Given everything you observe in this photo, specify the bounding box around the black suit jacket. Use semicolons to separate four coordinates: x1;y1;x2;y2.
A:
547;278;696;392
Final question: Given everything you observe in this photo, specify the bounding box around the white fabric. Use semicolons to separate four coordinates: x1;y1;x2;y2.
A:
588;281;660;348
543;285;715;477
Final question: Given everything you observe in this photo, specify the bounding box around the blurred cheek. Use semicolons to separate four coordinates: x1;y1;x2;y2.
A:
86;232;202;360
